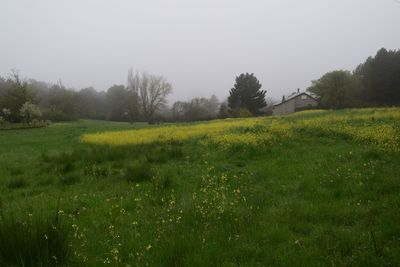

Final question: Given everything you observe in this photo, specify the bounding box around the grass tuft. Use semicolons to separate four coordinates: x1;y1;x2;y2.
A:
123;161;153;183
0;204;71;267
59;174;81;186
6;177;28;189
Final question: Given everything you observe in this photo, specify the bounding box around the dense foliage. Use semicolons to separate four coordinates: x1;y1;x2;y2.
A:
308;48;400;108
171;95;220;121
307;70;362;109
355;48;400;106
0;72;33;122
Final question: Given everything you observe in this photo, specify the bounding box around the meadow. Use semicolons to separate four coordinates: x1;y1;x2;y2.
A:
0;108;399;266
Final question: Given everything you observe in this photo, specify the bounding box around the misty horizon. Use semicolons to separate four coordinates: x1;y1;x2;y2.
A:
1;0;399;103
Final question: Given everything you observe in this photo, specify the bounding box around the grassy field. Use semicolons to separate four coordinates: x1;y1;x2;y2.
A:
0;108;399;266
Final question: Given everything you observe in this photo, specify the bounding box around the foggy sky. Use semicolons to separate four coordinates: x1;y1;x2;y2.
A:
1;0;399;103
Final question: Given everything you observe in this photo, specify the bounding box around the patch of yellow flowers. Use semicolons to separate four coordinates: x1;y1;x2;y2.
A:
81;118;266;146
292;108;400;150
81;108;400;151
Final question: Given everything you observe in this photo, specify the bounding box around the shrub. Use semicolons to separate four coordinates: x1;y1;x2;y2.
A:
0;121;48;130
37;177;54;187
238;108;253;118
42;109;78;122
146;151;169;163
6;165;24;176
123;161;152;183
1;108;11;122
60;161;74;174
83;164;109;178
6;177;28;189
20;102;42;123
167;145;184;159
0;206;71;266
152;175;171;191
59;174;80;186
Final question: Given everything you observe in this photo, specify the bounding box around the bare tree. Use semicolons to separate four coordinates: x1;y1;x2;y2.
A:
141;73;172;123
126;68;141;121
129;71;172;123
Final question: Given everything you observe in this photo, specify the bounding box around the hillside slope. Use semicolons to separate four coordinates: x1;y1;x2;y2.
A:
0;108;399;266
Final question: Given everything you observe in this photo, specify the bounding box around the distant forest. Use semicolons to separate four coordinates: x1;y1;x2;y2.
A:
0;47;399;124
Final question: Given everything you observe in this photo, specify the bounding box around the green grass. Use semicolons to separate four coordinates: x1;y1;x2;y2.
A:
0;205;71;267
0;111;399;266
0;121;49;130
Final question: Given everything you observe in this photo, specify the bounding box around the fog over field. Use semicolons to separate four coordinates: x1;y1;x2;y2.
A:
0;0;399;102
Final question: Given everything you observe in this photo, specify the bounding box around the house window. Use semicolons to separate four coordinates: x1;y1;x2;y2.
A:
301;95;307;100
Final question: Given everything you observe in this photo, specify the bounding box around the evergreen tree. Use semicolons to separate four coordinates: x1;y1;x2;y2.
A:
355;48;400;106
228;73;266;115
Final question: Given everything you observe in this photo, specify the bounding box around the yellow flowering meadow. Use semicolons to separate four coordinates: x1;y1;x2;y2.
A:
292;108;400;150
81;118;267;146
81;108;400;151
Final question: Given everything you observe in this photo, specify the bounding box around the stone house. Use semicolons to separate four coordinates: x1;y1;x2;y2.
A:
273;89;318;115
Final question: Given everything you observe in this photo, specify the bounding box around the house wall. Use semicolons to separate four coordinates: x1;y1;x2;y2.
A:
294;95;318;110
273;99;295;115
273;94;318;115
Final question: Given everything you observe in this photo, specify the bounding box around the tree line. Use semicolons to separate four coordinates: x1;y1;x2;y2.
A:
2;47;396;125
0;69;225;124
0;69;270;125
0;70;174;124
307;48;400;108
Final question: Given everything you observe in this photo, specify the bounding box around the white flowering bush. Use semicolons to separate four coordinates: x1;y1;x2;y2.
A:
20;102;42;123
1;108;11;122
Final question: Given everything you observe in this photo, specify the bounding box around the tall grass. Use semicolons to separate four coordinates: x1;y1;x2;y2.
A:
123;160;153;183
0;202;71;266
6;177;28;189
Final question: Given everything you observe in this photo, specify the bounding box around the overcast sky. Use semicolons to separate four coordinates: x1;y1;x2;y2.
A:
0;0;399;103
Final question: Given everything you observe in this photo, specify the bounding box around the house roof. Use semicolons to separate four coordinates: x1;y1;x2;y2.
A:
273;92;317;107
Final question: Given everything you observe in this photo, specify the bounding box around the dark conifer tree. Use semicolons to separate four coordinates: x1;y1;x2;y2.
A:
228;73;266;115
